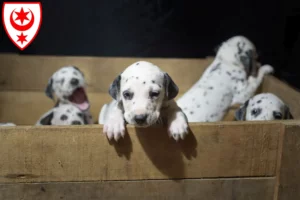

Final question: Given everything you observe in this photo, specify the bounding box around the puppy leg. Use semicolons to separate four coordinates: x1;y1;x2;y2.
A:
231;64;274;105
163;100;189;141
103;101;126;141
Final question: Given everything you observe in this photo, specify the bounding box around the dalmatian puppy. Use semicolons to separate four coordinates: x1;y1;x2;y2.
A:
0;123;16;126
235;93;294;121
45;66;93;124
36;104;87;125
99;61;189;141
177;35;274;122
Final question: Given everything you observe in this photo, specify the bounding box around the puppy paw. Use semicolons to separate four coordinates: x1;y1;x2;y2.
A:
168;115;189;141
259;64;274;75
103;117;125;142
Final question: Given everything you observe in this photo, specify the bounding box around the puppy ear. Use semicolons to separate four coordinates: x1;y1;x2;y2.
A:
45;78;54;99
164;73;179;100
284;105;294;119
240;50;255;76
40;111;54;125
109;75;121;100
235;100;249;121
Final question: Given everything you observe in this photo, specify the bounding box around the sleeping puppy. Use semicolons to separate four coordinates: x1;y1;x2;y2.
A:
177;35;274;122
235;93;294;120
44;66;93;124
36;104;88;125
99;61;189;141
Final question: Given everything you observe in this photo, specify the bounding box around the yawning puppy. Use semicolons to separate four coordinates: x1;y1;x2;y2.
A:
177;35;274;122
99;61;189;141
235;93;294;121
44;66;93;124
36;104;88;125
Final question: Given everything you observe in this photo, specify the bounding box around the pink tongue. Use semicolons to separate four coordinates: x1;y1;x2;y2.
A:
76;101;89;111
70;88;90;111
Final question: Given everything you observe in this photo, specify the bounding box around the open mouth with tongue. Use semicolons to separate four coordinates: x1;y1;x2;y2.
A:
68;87;90;111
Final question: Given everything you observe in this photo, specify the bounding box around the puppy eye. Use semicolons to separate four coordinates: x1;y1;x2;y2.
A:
273;111;282;120
149;91;160;98
123;91;133;100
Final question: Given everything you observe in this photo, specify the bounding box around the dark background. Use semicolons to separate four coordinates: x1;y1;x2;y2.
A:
1;0;300;90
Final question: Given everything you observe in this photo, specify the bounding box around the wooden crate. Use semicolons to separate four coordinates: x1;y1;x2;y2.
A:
0;54;299;200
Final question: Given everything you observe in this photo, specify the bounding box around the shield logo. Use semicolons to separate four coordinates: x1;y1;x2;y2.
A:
2;2;42;50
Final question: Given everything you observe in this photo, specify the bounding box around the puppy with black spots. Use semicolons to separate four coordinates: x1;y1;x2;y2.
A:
177;35;274;122
99;61;189;141
36;104;88;125
235;93;294;121
42;66;93;125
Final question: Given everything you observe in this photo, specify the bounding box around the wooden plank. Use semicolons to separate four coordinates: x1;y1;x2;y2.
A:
0;178;275;200
0;54;213;92
261;76;300;119
0;122;280;183
277;122;300;200
0;91;236;125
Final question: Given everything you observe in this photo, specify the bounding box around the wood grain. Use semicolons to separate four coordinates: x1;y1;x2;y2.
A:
0;54;213;93
0;122;280;183
0;178;275;200
276;122;300;200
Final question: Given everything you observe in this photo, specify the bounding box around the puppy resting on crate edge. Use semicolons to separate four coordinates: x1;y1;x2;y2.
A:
36;66;93;125
98;61;189;142
176;35;274;122
36;104;88;125
235;93;294;121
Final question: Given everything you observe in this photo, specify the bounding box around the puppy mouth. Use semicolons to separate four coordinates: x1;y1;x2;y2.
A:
68;87;90;111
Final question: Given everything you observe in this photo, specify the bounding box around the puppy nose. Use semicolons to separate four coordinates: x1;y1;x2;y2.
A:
134;114;148;124
70;78;79;86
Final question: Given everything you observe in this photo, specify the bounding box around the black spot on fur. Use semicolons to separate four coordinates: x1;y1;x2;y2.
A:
257;100;262;104
133;102;135;104
206;101;209;105
210;63;221;73
210;114;215;118
192;98;195;101
143;81;146;84
136;63;139;65
184;107;187;110
158;84;161;88
61;79;65;85
126;79;128;82
136;77;139;79
190;111;194;115
60;115;68;121
203;91;207;96
233;69;236;72
197;105;200;108
226;71;232;76
61;71;67;73
63;95;68;100
77;113;83;118
238;70;242;74
208;86;214;90
251;108;262;117
67;109;71;113
73;71;78;76
72;121;82;125
237;42;243;54
152;80;155;84
234;86;237;90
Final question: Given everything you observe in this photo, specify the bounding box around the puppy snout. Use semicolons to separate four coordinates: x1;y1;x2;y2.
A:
70;78;79;86
134;114;148;125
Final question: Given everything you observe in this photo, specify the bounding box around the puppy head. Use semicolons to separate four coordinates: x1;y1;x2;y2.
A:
109;61;178;127
235;93;294;121
216;35;258;76
45;66;90;111
39;104;87;125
